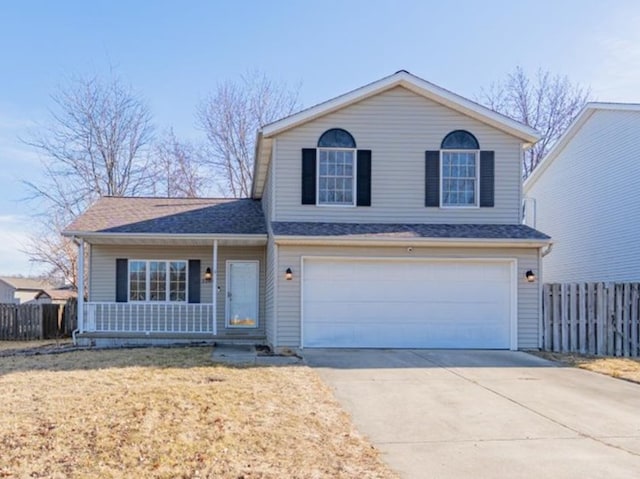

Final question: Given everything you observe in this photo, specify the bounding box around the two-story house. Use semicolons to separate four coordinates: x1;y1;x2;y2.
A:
64;71;550;350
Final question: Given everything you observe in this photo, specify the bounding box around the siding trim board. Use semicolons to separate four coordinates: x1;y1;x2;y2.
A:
274;237;550;248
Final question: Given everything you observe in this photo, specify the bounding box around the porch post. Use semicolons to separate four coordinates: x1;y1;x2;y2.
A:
77;238;85;333
212;240;218;336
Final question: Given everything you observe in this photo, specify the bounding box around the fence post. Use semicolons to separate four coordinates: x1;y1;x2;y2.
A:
595;283;604;355
578;283;587;354
631;284;639;357
622;284;630;357
543;284;552;350
552;284;560;352
38;304;44;340
561;283;569;352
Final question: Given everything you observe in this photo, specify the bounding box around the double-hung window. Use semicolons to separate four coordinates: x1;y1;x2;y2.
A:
440;130;480;207
128;260;187;302
317;128;357;206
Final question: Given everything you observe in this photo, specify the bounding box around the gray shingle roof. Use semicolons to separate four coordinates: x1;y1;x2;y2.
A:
65;197;267;235
271;222;550;240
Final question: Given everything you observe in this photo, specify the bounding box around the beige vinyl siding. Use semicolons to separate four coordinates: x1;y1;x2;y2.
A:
526;109;640;283
273;87;524;224
275;244;540;349
90;244;266;337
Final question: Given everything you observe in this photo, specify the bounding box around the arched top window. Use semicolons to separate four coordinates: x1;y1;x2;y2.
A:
318;128;356;148
441;130;479;150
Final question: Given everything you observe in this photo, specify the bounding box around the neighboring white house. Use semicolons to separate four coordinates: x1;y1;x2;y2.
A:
524;102;640;283
0;278;17;303
0;276;57;304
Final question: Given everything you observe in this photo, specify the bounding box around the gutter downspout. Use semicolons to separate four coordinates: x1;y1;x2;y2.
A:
212;240;218;336
71;236;84;345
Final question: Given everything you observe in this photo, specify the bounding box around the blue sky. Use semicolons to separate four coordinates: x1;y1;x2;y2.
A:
1;0;639;275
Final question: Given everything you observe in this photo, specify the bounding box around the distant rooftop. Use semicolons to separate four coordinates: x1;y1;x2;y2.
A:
0;276;57;291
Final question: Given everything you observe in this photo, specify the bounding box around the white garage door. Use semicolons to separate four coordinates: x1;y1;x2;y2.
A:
302;258;514;349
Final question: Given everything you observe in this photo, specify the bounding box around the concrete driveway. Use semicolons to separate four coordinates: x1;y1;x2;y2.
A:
304;349;640;478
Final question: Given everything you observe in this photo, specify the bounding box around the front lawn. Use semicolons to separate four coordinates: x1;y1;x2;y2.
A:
537;351;640;384
0;347;396;478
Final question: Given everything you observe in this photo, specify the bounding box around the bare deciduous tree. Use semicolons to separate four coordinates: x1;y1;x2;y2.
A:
478;67;591;177
152;129;205;197
197;71;301;197
25;215;80;287
24;74;155;220
22;74;155;283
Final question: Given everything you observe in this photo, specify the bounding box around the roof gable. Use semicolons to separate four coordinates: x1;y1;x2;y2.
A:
262;70;539;141
253;70;539;198
524;102;640;192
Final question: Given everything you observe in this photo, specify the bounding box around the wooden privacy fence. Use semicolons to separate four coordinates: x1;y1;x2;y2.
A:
543;283;640;357
0;301;76;340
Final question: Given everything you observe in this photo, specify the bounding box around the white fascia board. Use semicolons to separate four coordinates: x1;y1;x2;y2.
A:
62;231;268;243
251;131;263;198
261;71;539;142
252;136;272;199
524;102;640;192
273;235;551;249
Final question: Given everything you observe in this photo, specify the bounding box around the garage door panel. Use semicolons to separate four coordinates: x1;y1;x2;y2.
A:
304;320;509;349
302;258;514;349
305;279;509;304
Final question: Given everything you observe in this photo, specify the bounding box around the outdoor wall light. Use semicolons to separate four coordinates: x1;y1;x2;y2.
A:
525;270;536;283
285;268;293;281
204;267;213;282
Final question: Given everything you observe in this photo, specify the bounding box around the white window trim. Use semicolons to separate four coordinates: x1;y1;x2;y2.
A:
225;260;260;329
440;149;480;209
316;147;357;207
128;259;188;303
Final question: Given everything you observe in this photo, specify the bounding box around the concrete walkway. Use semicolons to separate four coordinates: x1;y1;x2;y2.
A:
304;349;640;479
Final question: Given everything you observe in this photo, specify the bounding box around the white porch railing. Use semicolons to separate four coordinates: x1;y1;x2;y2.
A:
83;302;216;335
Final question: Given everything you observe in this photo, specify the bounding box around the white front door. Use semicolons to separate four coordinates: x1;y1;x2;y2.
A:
226;261;259;328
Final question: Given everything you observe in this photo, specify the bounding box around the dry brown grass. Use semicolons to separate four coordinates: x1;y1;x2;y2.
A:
0;340;73;353
536;351;640;384
0;347;396;478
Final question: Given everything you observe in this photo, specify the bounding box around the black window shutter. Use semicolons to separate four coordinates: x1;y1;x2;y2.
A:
188;260;201;304
425;151;440;207
356;149;372;206
301;148;317;205
115;258;128;303
480;151;495;207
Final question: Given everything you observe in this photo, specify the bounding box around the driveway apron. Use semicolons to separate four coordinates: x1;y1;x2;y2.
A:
304;349;640;479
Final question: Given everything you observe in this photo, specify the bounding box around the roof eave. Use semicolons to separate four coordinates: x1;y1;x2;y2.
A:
63;231;268;243
273;235;551;248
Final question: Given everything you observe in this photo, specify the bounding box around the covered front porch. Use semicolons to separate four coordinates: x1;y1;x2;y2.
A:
62;197;268;344
73;235;267;342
